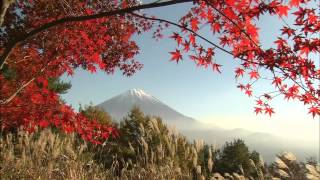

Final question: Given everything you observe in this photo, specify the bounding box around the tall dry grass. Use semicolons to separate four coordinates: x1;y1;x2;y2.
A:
0;129;108;180
0;114;318;180
269;152;320;180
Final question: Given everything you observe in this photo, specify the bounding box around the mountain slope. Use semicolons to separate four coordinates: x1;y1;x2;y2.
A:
97;89;196;127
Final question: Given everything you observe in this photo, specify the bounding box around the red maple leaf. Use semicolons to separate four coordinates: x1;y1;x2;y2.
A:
219;36;229;47
245;84;251;90
308;106;320;118
256;99;263;105
183;41;190;52
300;46;310;55
212;63;222;73
170;32;183;46
281;27;295;37
288;85;299;95
289;0;300;7
245;89;252;97
211;22;221;33
264;107;275;116
237;84;245;91
301;93;315;105
272;77;282;87
190;18;199;31
254;107;263;115
235;68;245;78
170;49;183;63
189;34;196;45
249;71;259;80
277;5;289;17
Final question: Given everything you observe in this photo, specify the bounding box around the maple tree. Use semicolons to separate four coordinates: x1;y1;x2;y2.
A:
0;0;319;143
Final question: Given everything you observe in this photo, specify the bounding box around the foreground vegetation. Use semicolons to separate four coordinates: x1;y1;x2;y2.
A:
0;107;319;180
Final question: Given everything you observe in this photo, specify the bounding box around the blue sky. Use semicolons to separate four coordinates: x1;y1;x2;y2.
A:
61;1;319;144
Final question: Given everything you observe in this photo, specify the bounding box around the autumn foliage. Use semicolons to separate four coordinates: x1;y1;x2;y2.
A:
0;0;319;143
165;0;319;117
0;0;149;142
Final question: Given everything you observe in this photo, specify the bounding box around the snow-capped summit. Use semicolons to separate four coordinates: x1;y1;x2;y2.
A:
115;89;160;104
96;89;196;127
128;88;148;97
124;89;154;99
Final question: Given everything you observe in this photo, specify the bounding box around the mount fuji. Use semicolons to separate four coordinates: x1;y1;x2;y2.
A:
97;89;197;128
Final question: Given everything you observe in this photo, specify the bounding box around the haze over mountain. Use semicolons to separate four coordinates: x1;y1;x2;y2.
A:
182;128;317;162
96;89;318;162
97;89;198;129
